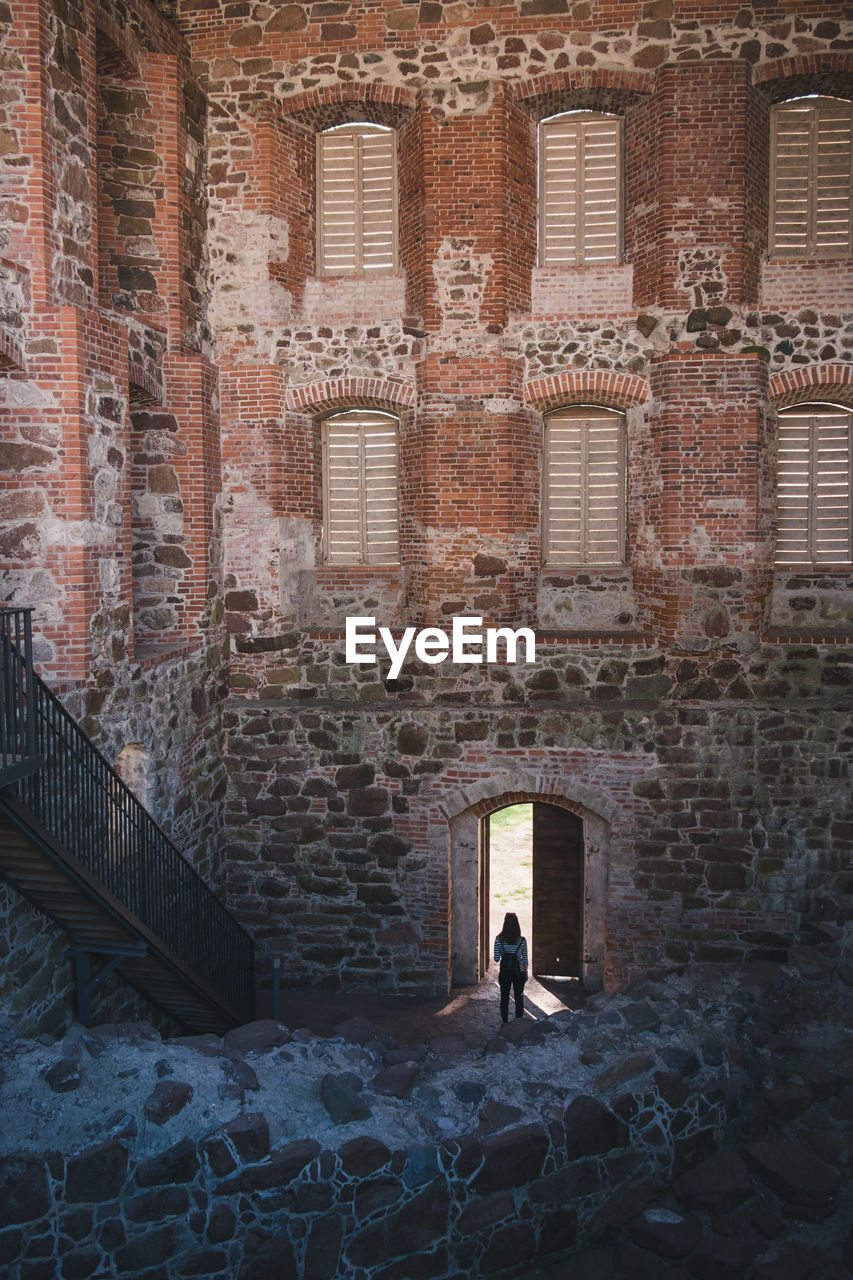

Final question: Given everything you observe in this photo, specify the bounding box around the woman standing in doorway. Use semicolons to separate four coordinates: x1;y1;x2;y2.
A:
494;911;528;1023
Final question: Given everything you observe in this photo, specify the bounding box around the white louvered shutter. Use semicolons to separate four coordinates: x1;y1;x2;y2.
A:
776;407;853;566
544;408;625;565
317;125;397;276
770;98;853;258
323;411;400;565
540;113;622;267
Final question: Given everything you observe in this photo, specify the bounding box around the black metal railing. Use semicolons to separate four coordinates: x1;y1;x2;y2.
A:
0;610;254;1025
0;606;38;775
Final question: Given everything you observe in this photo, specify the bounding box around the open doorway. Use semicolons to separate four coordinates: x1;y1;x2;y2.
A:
480;801;584;981
450;789;606;993
488;803;533;963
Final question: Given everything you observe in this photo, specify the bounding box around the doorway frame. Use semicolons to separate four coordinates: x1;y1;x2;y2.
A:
450;789;609;992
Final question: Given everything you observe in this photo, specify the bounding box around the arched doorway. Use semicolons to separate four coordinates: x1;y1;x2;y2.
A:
479;801;584;980
449;788;608;991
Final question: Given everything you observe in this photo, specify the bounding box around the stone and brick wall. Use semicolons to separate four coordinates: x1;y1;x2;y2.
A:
0;0;230;1037
187;0;853;994
2;0;853;1018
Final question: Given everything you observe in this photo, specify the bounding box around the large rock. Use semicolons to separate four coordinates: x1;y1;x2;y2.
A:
221;1113;270;1164
217;1139;320;1195
348;1181;450;1268
744;1140;840;1208
222;1057;260;1091
135;1138;199;1188
143;1080;193;1126
320;1074;371;1123
674;1148;753;1212
595;1053;654;1091
223;1020;291;1054
472;1124;549;1194
658;1046;700;1077
238;1225;298;1279
477;1099;524;1134
65;1141;128;1203
337;1136;391;1177
370;1062;419;1098
621;1002;661;1033
626;1206;701;1258
41;1056;82;1093
564;1095;628;1159
0;1154;52;1223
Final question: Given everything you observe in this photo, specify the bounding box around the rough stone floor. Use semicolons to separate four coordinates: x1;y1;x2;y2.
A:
258;972;585;1049
2;942;850;1278
264;962;853;1280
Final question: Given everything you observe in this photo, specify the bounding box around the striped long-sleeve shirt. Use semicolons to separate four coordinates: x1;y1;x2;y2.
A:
494;935;528;971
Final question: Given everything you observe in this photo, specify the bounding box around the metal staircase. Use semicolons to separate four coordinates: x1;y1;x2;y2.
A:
0;607;254;1034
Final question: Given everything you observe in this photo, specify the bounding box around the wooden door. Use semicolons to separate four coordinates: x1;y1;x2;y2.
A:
532;803;583;976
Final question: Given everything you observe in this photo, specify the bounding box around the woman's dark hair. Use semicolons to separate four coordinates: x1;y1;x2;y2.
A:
500;912;521;943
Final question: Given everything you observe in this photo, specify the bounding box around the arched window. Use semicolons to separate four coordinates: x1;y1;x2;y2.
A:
770;96;853;258
539;111;622;267
316;123;398;276
776;404;853;566
321;409;400;565
543;406;626;566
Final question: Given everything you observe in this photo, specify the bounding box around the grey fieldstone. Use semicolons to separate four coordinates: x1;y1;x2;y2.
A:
337;1136;391;1177
143;1080;193;1126
595;1052;655;1091
42;1056;82;1092
222;1058;260;1091
564;1095;628;1159
0;1154;51;1224
744;1140;840;1207
622;1001;661;1033
454;1081;486;1104
370;1062;419;1098
320;1073;371;1123
66;1141;128;1203
674;1147;753;1212
658;1046;701;1077
135;1138;199;1188
477;1099;524;1134
221;1112;270;1164
223;1020;291;1054
626;1206;702;1258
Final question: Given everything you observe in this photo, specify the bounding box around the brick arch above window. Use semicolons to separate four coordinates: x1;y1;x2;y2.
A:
94;10;142;78
0;328;27;374
128;360;162;408
753;55;853;105
769;362;853;409
523;370;649;413
273;84;418;134
511;69;653;122
286;376;415;416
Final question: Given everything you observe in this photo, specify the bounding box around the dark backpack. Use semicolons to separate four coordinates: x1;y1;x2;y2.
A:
499;941;522;976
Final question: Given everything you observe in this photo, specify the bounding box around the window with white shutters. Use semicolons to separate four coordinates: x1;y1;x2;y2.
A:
322;410;401;565
539;111;622;267
770;96;853;258
543;407;626;566
775;405;853;566
317;124;398;276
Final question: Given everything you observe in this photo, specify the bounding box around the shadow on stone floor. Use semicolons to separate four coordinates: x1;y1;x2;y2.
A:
255;972;586;1050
